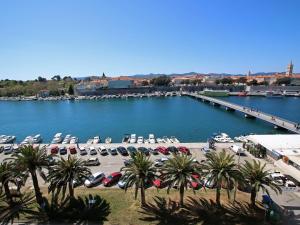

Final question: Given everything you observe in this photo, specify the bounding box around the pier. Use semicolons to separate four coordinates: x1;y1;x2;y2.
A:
184;92;300;134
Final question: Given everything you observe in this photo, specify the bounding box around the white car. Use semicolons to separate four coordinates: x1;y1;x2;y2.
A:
84;172;105;187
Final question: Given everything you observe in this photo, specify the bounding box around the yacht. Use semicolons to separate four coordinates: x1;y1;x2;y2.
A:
21;136;32;145
163;136;171;143
129;134;136;144
51;133;63;144
137;136;144;144
93;136;100;144
62;134;72;144
105;137;112;144
70;136;78;144
33;134;42;143
234;135;248;143
213;133;234;143
170;136;180;143
0;135;16;144
156;138;164;144
149;134;156;144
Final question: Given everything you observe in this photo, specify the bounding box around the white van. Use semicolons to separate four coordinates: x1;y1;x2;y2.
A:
230;145;245;155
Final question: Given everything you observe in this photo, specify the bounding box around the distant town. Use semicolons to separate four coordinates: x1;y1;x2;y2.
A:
0;61;299;99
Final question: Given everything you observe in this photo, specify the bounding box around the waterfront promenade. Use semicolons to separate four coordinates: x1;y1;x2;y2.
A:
184;92;300;134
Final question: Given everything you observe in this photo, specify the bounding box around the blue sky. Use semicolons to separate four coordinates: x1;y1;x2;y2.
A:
0;0;299;80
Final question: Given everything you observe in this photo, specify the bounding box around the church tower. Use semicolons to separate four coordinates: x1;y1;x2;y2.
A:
286;61;294;77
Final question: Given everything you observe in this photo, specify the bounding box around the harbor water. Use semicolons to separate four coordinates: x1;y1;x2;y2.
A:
0;96;300;143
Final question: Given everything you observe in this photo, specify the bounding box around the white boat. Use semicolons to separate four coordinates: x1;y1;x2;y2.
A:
156;138;164;143
93;136;100;144
234;135;248;143
163;136;171;143
137;136;144;144
70;136;78;144
0;135;16;144
21;136;32;144
33;134;42;143
62;134;71;144
129;134;136;144
149;134;156;144
105;137;112;144
51;133;63;144
213;133;234;143
170;136;180;143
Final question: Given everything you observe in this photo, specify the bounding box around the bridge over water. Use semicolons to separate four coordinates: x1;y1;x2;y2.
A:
184;92;300;134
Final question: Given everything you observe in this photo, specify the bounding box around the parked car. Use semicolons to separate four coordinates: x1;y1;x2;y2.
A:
69;146;77;154
50;146;59;154
0;146;4;153
117;146;128;156
178;146;190;155
284;174;300;187
167;146;178;154
156;147;169;155
59;146;67;155
268;172;285;186
90;147;97;155
84;172;105;187
138;147;150;156
118;178;127;189
47;156;57;166
154;158;169;167
84;157;100;166
127;146;137;156
103;172;122;186
108;148;118;155
201;147;211;154
79;147;87;156
149;148;158;155
13;146;19;153
4;146;13;155
189;173;201;190
99;146;108;156
124;159;134;166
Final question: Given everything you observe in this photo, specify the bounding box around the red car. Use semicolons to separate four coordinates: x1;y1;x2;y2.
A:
156;147;169;155
103;172;122;187
190;173;201;190
153;178;169;189
69;146;77;154
178;146;190;155
51;146;59;154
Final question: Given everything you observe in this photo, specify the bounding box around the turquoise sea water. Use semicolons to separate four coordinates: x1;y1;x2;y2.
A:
0;96;300;143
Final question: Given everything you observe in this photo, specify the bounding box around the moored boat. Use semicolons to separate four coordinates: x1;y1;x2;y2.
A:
105;137;112;144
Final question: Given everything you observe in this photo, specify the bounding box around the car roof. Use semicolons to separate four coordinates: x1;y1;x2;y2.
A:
93;171;104;177
111;172;121;176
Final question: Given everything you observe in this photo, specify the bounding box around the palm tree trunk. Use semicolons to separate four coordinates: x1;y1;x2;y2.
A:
216;186;221;206
140;186;146;206
69;181;74;198
179;184;185;207
3;182;12;204
30;170;43;206
250;188;257;207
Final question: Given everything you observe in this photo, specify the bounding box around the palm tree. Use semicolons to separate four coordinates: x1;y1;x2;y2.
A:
0;162;14;204
201;150;243;206
47;155;91;199
241;159;282;207
11;145;48;206
120;152;156;206
161;153;200;207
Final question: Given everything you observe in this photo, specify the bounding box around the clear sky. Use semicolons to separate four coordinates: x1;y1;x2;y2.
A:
0;0;299;80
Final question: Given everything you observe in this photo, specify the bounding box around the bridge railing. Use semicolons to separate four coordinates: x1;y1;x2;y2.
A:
185;92;299;129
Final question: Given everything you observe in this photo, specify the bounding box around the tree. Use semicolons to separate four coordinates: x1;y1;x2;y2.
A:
150;76;171;86
11;145;48;206
276;77;291;85
0;162;14;204
37;76;47;82
220;77;233;85
201;150;243;206
47;155;91;200
161;154;200;207
120;152;156;206
141;80;149;86
247;79;258;86
241;160;282;207
236;77;247;84
68;85;74;95
51;75;61;81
